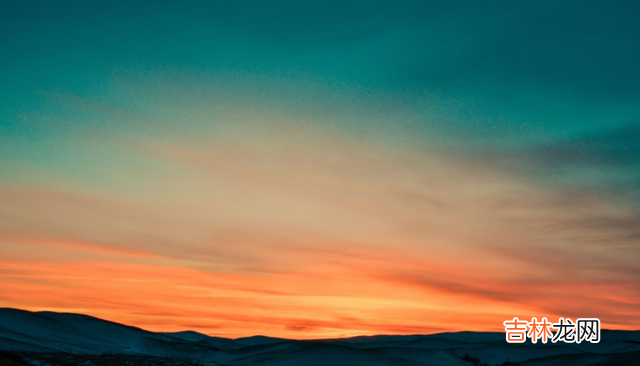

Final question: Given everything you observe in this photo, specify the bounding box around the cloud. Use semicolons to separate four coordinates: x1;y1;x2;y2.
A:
527;125;640;168
3;112;640;336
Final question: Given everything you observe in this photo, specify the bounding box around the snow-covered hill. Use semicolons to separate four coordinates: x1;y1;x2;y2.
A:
1;308;639;365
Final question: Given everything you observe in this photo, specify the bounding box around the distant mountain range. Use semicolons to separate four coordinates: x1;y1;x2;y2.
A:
1;308;639;365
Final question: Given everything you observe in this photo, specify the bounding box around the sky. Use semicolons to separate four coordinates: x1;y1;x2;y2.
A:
1;1;640;339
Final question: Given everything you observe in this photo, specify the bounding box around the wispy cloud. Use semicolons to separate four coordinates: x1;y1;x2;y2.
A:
1;0;639;338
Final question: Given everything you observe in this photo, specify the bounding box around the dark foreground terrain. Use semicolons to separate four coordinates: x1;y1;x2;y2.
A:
1;308;639;365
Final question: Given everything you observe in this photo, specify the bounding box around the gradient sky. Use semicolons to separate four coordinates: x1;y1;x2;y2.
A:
1;1;640;339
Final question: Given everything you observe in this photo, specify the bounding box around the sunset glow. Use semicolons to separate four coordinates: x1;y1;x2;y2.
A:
2;1;639;339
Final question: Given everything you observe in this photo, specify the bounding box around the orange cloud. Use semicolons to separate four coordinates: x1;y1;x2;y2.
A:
2;233;638;338
1;119;639;338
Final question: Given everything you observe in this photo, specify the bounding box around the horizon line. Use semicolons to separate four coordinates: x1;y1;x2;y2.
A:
3;307;637;341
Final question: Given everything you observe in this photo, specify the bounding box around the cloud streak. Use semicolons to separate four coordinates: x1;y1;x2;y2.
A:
1;0;639;338
2;115;639;336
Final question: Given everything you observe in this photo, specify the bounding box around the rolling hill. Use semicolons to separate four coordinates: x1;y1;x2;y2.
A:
1;308;639;365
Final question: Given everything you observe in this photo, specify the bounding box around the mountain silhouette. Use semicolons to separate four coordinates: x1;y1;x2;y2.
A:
1;308;639;365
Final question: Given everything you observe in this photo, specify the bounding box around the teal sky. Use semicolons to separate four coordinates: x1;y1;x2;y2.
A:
3;1;639;182
1;1;639;336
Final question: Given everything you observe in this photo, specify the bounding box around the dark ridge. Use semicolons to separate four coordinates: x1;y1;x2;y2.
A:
1;308;639;366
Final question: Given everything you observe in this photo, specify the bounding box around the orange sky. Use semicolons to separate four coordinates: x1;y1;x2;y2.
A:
3;234;639;338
